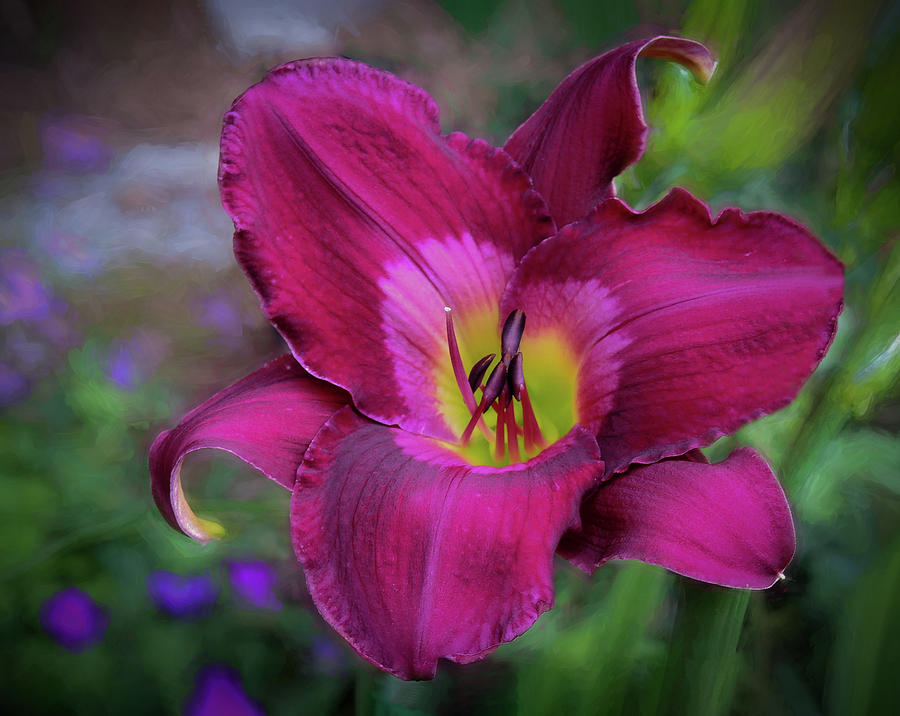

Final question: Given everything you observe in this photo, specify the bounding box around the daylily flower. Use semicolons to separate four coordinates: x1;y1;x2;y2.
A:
150;37;844;680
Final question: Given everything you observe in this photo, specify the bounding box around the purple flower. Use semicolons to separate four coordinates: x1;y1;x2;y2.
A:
183;665;264;716
0;251;53;326
40;115;112;174
107;341;139;390
227;560;282;610
197;292;242;335
36;229;105;277
147;571;218;617
150;37;843;679
105;331;169;390
0;362;30;407
40;588;107;652
310;635;349;675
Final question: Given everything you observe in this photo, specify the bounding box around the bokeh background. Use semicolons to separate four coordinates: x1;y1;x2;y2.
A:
1;0;898;713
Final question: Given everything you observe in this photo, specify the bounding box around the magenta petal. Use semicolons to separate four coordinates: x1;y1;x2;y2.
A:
558;448;795;589
149;355;348;541
504;36;716;226
220;59;553;440
502;188;844;474
291;407;602;680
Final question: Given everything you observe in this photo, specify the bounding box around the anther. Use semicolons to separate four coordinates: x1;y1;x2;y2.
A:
467;353;496;392
501;309;526;358
481;361;507;406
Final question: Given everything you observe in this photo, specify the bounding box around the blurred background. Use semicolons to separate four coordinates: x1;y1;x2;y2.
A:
1;0;898;713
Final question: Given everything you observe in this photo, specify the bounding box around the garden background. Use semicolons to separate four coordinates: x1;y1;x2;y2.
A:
1;0;898;713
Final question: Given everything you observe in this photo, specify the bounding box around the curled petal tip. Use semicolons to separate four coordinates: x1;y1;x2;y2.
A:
504;34;716;225
700;59;718;84
170;464;227;542
640;36;718;84
149;355;348;542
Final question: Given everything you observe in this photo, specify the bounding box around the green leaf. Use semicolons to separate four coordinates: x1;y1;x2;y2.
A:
654;586;751;716
827;533;900;715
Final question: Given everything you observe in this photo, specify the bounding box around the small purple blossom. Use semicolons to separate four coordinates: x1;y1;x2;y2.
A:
36;229;105;276
227;560;282;610
147;571;218;617
196;292;246;346
0;250;78;399
40;587;108;652
105;331;169;390
311;635;349;676
184;665;265;716
107;341;140;390
0;251;53;326
0;362;29;407
40;115;112;174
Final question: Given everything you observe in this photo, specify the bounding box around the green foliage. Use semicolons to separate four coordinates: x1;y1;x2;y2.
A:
510;564;670;716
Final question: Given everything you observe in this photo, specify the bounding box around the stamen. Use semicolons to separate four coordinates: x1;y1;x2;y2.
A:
505;402;520;462
460;397;488;445
520;385;546;451
467;353;496;392
494;397;506;461
501;309;526;358
481;360;508;406
460;361;507;445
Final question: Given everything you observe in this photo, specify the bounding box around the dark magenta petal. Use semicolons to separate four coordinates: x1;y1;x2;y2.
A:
291;407;602;680
502;188;844;475
149;355;348;541
220;59;553;440
40;587;108;652
184;665;265;716
147;571;218;617
504;36;715;226
558;449;795;589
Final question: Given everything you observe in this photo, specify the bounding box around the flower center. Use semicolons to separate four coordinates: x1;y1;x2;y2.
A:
441;307;577;466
